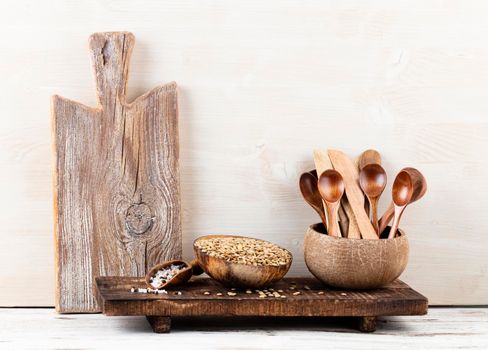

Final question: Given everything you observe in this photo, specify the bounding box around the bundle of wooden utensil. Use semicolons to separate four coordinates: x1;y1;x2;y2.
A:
300;149;427;239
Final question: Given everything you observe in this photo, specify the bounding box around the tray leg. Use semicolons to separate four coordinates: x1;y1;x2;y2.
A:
357;316;377;332
147;316;171;333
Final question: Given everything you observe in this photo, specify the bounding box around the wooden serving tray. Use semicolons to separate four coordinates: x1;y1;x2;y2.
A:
96;277;428;333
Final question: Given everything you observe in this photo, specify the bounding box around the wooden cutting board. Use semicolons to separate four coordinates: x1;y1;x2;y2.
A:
51;32;182;313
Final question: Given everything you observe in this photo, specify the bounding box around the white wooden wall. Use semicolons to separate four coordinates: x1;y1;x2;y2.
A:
1;0;487;306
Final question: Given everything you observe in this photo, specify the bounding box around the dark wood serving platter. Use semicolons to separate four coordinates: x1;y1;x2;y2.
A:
96;277;428;333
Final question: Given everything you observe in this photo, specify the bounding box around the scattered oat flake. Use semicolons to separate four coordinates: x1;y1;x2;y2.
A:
341;293;347;296
216;293;223;296
246;290;252;294
278;289;283;293
227;292;237;296
280;295;286;298
318;291;324;295
203;291;210;295
259;294;266;298
293;291;301;296
304;285;311;290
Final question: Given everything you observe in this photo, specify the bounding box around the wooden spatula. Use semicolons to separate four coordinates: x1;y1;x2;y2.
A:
313;150;350;237
328;150;378;239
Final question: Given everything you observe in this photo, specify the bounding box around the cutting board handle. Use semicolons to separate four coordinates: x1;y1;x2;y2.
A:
88;32;135;108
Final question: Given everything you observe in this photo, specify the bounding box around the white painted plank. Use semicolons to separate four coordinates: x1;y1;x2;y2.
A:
0;308;487;349
0;0;488;306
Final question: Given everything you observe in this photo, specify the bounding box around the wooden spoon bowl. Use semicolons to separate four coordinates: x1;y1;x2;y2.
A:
299;171;327;228
359;163;387;234
193;235;293;289
318;169;345;237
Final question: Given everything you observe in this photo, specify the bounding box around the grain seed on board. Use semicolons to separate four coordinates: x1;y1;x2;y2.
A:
130;287;168;294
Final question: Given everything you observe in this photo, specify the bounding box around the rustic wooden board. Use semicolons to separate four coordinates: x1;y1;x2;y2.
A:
51;32;182;313
96;277;428;333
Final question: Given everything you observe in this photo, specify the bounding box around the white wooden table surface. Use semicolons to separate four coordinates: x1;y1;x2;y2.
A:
0;308;486;349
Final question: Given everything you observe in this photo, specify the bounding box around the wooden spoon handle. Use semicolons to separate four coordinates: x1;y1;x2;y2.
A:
378;202;394;235
370;198;380;235
388;205;405;239
325;202;341;237
317;208;328;230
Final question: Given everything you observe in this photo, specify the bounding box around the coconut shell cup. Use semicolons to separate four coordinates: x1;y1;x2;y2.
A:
193;235;293;289
304;223;409;289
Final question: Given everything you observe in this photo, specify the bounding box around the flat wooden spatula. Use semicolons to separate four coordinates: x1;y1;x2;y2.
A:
52;32;182;313
328;150;379;239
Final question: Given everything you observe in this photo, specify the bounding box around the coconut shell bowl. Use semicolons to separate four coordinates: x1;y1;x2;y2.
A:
193;235;293;289
304;223;409;289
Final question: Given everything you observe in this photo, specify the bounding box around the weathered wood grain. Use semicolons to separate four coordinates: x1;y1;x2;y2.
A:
96;277;427;316
51;32;182;313
96;277;427;333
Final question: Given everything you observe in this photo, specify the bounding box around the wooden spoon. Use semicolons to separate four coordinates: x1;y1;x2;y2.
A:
145;259;203;289
378;167;427;235
388;170;414;239
317;169;345;237
313;150;350;238
299;172;327;229
359;164;387;235
358;149;382;170
358;149;381;216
